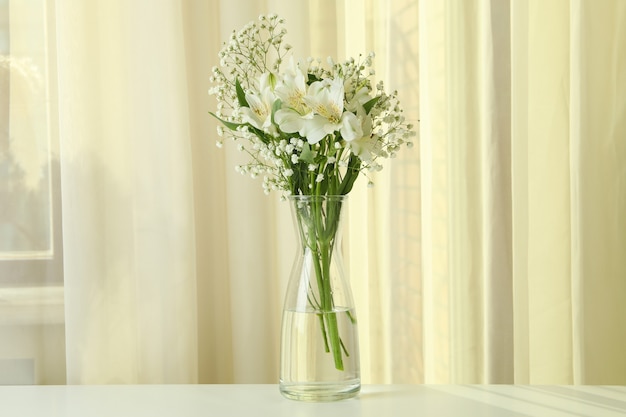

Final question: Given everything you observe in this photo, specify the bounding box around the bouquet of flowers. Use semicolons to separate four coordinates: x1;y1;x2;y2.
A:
209;14;414;373
209;14;415;197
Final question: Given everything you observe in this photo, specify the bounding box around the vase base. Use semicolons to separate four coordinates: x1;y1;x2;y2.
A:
279;380;360;402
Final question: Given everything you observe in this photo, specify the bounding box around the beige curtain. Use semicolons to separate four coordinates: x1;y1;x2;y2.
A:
510;0;626;384
1;0;624;385
420;0;626;384
55;0;199;383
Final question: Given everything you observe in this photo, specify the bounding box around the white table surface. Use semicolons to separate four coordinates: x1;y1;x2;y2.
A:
1;384;625;416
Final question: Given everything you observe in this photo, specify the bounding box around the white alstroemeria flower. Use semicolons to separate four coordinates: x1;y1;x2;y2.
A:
240;72;276;131
346;109;382;161
275;58;308;114
346;85;372;112
339;111;363;142
274;60;312;136
349;135;382;162
275;108;312;136
301;77;362;144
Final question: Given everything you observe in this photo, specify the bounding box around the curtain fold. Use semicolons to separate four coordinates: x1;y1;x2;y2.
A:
56;0;198;383
567;0;626;384
509;0;626;384
419;0;514;384
420;0;626;384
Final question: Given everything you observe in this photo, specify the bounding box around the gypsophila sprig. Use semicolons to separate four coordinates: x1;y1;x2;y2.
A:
209;14;415;197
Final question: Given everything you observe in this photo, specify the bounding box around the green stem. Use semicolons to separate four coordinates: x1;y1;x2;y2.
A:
310;244;330;353
299;197;348;372
320;240;344;371
317;312;330;352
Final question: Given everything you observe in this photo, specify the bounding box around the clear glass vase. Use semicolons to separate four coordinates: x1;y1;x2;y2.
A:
279;195;360;402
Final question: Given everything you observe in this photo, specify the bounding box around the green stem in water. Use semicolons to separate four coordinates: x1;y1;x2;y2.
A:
320;240;344;371
298;197;348;372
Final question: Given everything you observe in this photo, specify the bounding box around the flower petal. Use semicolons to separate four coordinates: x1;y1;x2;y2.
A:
302;115;335;144
275;109;306;134
340;111;363;142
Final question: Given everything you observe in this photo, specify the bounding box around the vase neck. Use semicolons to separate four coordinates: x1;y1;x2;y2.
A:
289;195;347;249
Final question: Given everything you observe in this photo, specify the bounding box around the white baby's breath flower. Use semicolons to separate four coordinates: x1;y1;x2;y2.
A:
209;14;414;197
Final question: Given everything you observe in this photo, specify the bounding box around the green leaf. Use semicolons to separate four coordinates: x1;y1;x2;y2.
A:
338;154;361;195
363;96;381;115
268;72;277;90
235;78;248;107
318;162;335;195
209;112;270;144
291;161;309;195
209;112;242;131
299;143;315;164
307;73;322;84
248;125;270;144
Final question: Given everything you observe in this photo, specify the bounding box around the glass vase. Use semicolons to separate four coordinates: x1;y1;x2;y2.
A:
279;195;360;402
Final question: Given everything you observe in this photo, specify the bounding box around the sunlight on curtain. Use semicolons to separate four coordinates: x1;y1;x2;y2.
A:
2;0;623;386
56;0;198;383
511;0;626;384
420;0;515;384
420;0;625;384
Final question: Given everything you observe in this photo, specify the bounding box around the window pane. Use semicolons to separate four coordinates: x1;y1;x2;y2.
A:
0;0;55;258
0;0;65;385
